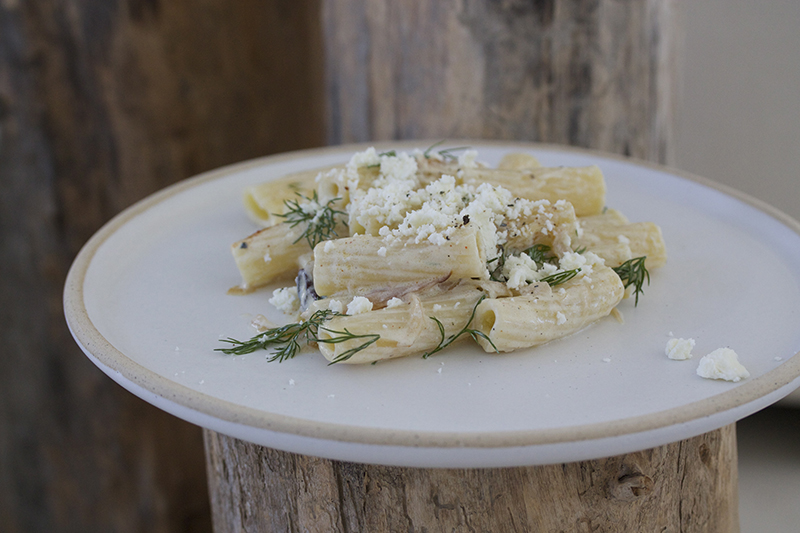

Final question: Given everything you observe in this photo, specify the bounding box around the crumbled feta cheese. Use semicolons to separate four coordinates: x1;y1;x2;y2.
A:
433;304;442;311
346;296;373;315
323;240;336;252
386;297;404;308
380;152;418;181
503;254;541;289
696;348;750;382
559;251;587;271
665;337;695;360
269;287;299;314
263;252;271;262
327;299;344;313
617;234;631;245
377;246;387;257
347;147;380;170
556;312;566;325
458;149;479;169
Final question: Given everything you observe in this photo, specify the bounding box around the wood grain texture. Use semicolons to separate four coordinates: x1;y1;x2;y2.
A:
205;425;738;532
0;1;323;531
322;0;681;164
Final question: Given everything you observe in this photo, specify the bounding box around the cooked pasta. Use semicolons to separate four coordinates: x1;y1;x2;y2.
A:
219;145;666;365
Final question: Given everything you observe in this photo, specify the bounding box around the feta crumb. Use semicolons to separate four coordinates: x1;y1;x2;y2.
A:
377;246;387;257
437;367;443;374
386;297;404;308
346;296;373;315
433;304;442;311
288;379;295;386
696;348;750;382
602;357;611;363
665;337;695;360
269;287;299;314
347;147;380;170
458;149;479;169
327;299;344;313
556;312;566;325
617;234;631;245
323;240;335;252
263;252;271;262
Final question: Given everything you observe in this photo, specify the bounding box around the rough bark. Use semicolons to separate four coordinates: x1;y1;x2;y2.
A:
204;425;738;532
0;1;323;531
322;0;681;164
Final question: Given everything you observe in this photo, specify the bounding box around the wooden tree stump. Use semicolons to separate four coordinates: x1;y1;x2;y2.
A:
204;425;738;532
202;1;741;531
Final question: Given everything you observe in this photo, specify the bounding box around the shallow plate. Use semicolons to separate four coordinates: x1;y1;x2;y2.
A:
64;141;800;468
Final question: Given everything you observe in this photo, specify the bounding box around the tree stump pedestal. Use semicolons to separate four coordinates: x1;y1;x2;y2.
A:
203;425;738;532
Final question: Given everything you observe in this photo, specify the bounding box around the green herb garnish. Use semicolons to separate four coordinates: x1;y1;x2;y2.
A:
540;269;579;287
522;243;555;268
422;295;497;358
318;327;380;365
612;256;650;306
487;246;508;281
276;191;347;249
423;140;471;162
216;310;379;364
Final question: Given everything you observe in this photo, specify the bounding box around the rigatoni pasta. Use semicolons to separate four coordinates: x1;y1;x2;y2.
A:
218;145;666;365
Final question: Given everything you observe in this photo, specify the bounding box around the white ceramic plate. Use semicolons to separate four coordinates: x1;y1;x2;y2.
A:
64;141;800;468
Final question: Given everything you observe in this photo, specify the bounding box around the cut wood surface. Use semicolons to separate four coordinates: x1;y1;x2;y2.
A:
205;425;738;532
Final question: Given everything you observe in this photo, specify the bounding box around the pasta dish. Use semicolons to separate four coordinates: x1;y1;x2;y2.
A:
218;145;666;365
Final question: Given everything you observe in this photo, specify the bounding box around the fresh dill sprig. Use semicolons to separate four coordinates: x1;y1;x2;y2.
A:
216;310;382;364
216;310;335;361
522;244;555;268
422;295;497;358
319;327;380;365
487;246;508;281
612;256;650;306
276;191;347;249
540;269;579;287
423;140;471;161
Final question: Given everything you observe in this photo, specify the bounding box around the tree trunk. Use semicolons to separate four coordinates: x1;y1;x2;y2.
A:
0;1;323;531
204;426;738;532
203;2;739;532
323;0;680;164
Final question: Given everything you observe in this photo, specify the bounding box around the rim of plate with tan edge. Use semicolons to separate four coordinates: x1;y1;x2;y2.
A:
64;140;800;468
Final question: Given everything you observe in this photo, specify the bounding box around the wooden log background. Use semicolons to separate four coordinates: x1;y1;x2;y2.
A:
0;0;690;531
0;1;323;531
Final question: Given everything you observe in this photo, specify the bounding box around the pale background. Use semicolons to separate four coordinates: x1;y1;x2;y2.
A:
675;0;800;405
676;1;800;530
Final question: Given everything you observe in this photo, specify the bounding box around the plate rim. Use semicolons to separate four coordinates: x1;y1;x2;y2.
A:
63;139;800;450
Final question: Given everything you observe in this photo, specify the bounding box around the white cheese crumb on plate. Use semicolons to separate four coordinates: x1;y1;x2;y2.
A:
665;337;695;360
696;348;750;382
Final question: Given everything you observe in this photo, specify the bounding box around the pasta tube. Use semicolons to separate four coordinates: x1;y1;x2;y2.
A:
574;220;667;269
497;152;541;170
243;165;340;227
462;165;606;216
312;227;488;297
472;264;624;352
317;283;485;364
